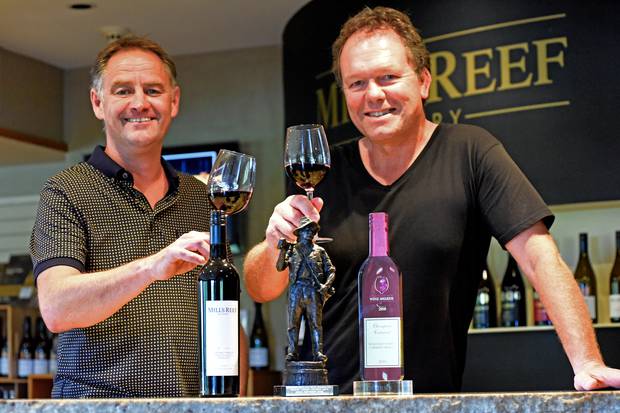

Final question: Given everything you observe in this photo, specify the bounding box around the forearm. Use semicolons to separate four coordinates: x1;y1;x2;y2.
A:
528;252;603;372
38;258;155;333
507;223;604;374
243;240;288;302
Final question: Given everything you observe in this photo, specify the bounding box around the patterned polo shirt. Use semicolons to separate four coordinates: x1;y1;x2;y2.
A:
30;145;213;398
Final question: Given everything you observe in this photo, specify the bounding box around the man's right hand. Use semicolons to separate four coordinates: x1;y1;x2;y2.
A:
147;231;211;282
265;195;324;249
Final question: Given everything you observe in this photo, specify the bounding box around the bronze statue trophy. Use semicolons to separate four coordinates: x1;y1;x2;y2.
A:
273;217;339;397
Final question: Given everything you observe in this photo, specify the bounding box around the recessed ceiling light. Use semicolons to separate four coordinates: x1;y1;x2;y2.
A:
70;3;94;10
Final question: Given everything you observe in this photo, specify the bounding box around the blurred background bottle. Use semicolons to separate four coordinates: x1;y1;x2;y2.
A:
609;230;620;323
49;333;58;376
0;318;8;377
574;233;597;323
249;302;269;370
33;317;50;375
17;316;34;378
473;263;497;329
501;255;526;327
533;289;552;326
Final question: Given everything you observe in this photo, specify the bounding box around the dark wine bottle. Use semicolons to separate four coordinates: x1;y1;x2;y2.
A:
358;212;404;381
33;317;50;375
609;231;620;323
574;233;598;323
17;316;34;378
249;302;269;370
0;318;8;377
198;210;240;397
473;264;497;328
500;255;527;327
533;289;552;326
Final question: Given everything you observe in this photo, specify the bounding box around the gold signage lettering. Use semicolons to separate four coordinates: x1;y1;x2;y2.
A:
316;82;349;128
496;42;533;91
462;48;496;96
428;51;461;103
427;36;568;103
449;108;462;123
533;37;568;86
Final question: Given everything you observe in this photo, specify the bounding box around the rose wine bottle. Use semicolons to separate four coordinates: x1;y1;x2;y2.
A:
574;233;597;323
198;210;239;397
358;212;404;381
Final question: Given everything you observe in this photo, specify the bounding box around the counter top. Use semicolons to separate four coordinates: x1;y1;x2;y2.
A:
0;391;619;413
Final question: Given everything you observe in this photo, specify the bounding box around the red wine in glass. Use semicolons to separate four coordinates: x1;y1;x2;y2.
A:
285;163;330;193
209;190;253;215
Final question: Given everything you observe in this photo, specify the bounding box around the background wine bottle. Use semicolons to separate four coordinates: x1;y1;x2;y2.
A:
249;302;269;370
33;317;50;375
49;333;58;376
500;255;527;327
473;264;497;329
574;233;597;323
533;289;552;326
17;316;34;378
609;230;620;323
0;318;8;377
198;210;239;397
358;212;404;381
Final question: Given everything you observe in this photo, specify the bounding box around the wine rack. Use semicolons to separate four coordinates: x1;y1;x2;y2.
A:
0;304;52;398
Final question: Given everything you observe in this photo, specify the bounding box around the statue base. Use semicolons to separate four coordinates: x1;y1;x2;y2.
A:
273;360;339;397
353;379;413;396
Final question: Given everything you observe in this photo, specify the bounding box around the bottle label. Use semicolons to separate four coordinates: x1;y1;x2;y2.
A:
203;300;239;376
17;359;34;377
473;291;490;328
363;317;401;368
609;294;620;320
49;357;57;375
534;296;551;325
0;357;8;376
33;359;49;375
249;348;269;368
584;295;597;320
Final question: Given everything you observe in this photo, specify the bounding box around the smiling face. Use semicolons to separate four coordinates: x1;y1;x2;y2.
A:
90;48;180;156
340;29;431;144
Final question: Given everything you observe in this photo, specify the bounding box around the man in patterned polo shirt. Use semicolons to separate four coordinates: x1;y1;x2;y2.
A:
30;36;247;397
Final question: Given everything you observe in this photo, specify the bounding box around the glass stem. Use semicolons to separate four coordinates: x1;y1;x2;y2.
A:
306;190;314;201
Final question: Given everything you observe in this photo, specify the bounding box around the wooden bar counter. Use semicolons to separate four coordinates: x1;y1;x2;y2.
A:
0;391;618;412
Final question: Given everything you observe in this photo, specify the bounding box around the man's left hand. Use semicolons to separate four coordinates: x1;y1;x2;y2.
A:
574;361;620;390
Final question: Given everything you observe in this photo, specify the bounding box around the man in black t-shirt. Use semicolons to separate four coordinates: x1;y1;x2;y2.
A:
244;6;620;392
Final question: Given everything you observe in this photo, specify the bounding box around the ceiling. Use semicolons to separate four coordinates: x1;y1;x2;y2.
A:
0;0;311;69
0;0;311;166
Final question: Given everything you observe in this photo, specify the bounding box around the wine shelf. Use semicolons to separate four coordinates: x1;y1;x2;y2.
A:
0;304;52;398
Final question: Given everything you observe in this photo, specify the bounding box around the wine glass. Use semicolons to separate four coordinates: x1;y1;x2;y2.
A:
284;124;331;242
207;149;256;216
284;124;331;200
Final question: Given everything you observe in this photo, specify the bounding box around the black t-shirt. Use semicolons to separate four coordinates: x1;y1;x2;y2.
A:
288;123;554;393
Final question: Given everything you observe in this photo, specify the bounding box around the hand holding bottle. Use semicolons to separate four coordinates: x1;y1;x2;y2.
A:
146;231;211;281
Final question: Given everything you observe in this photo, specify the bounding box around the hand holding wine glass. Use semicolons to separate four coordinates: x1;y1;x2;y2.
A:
207;149;256;216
